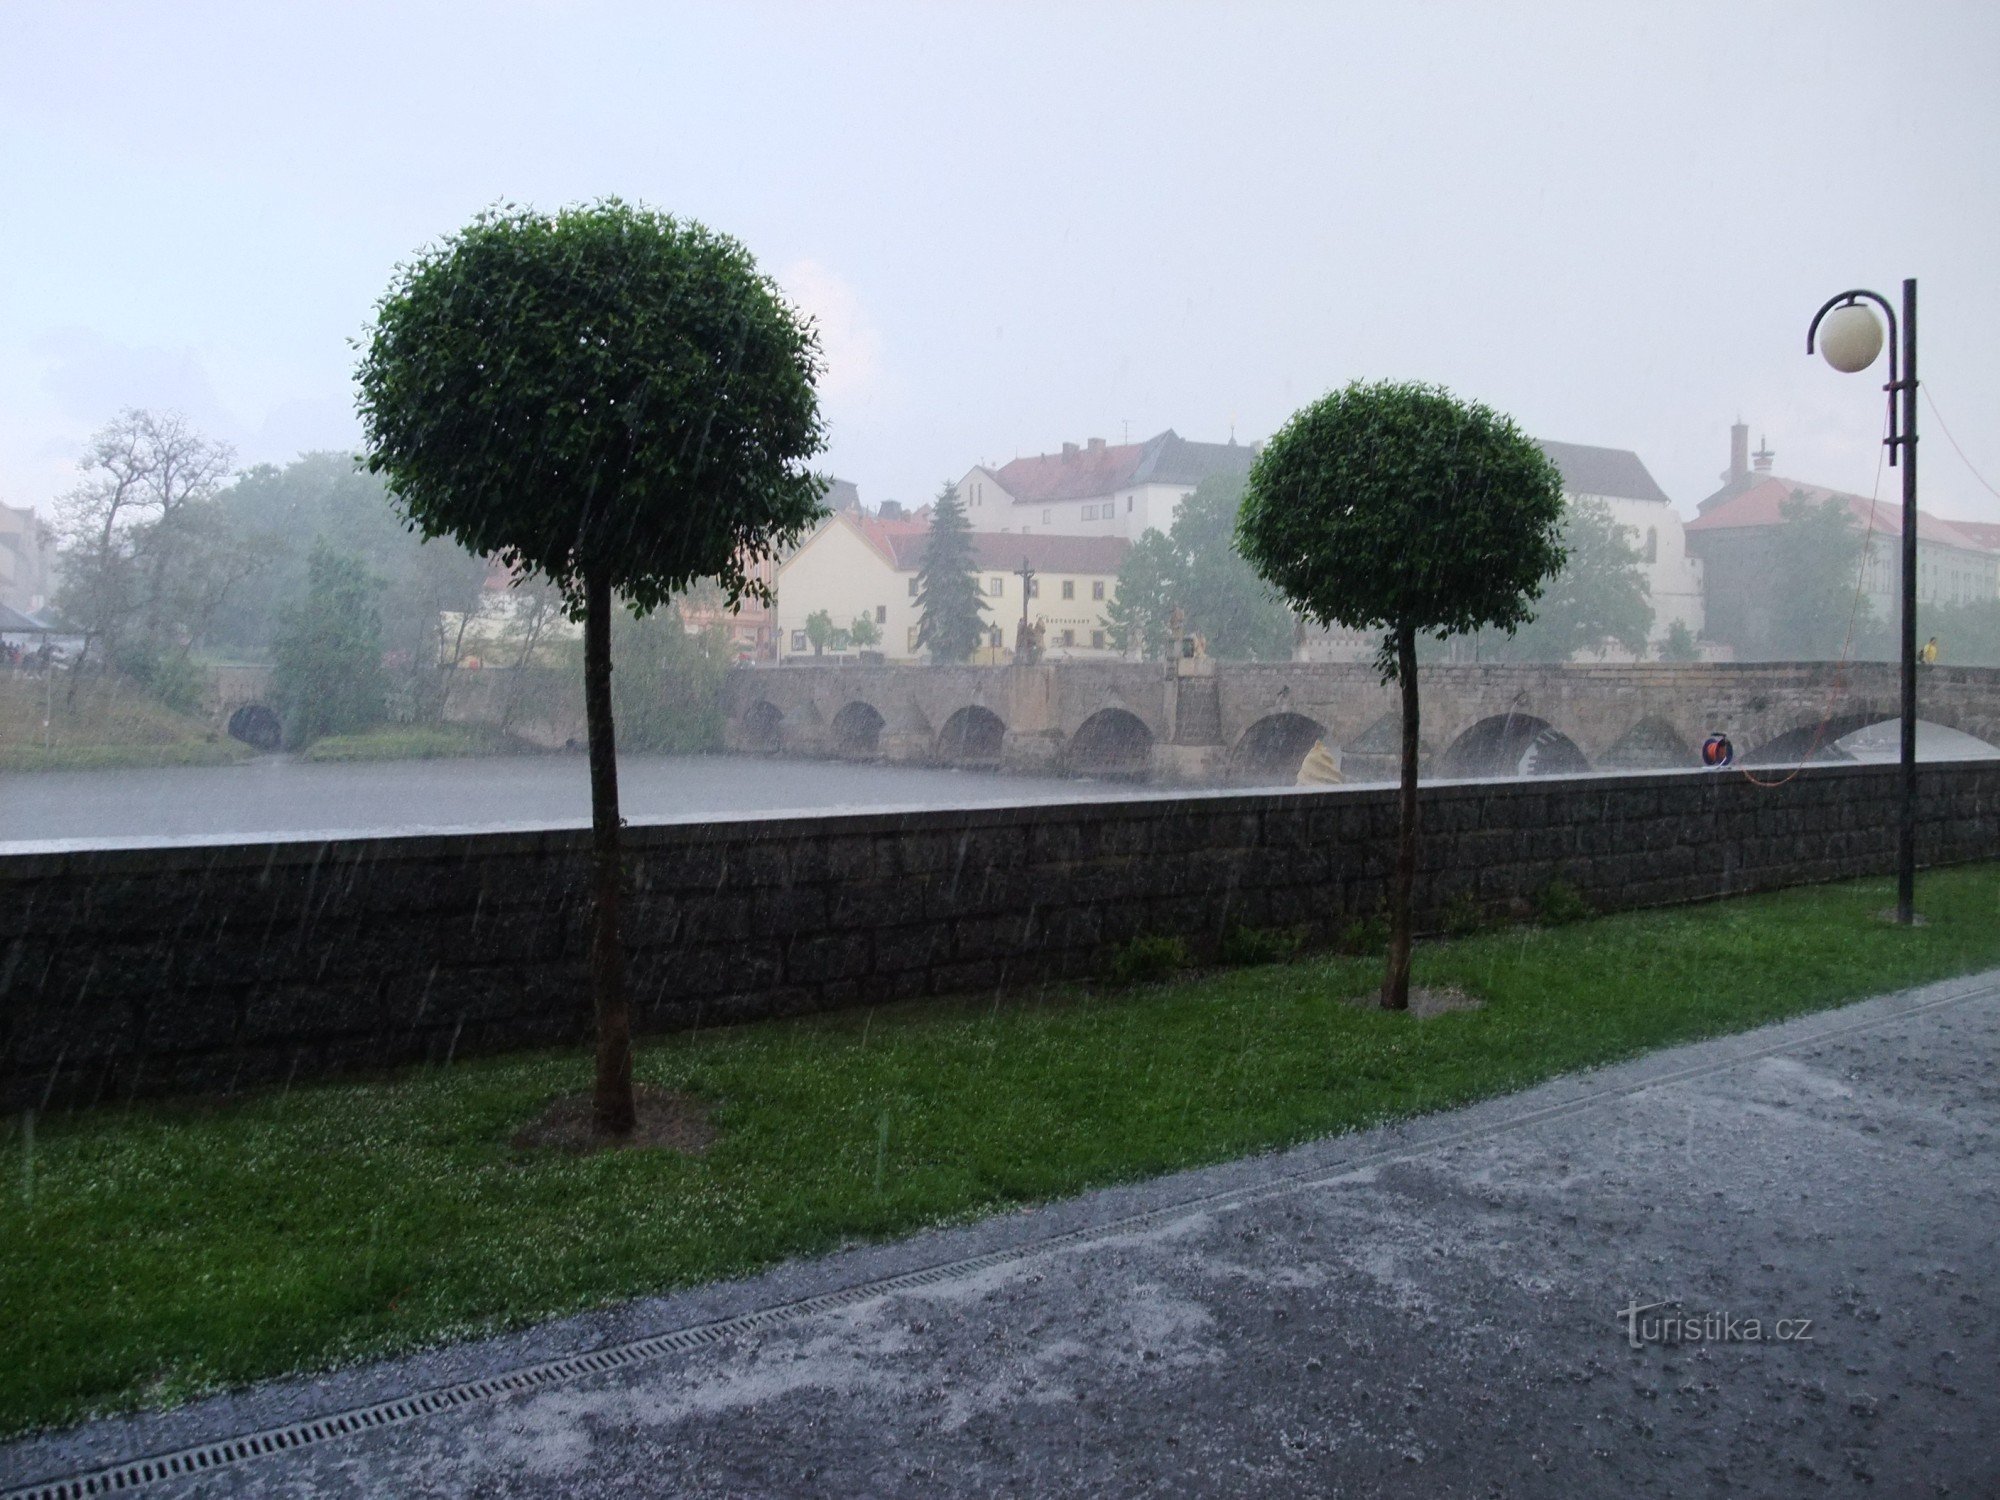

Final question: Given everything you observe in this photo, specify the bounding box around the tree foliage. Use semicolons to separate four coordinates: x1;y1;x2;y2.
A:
52;410;262;700
270;541;387;745
355;199;825;1137
804;609;837;656
1239;380;1565;1012
914;482;988;663
1106;472;1294;660
356;200;827;614
1238;381;1567;671
847;612;881;649
1475;496;1652;661
1763;491;1876;660
1658;619;1701;663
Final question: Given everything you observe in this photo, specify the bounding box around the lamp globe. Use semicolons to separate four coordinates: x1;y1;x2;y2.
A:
1819;302;1885;373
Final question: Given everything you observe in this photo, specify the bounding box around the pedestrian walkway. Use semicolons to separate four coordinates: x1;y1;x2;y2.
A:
6;971;1997;1498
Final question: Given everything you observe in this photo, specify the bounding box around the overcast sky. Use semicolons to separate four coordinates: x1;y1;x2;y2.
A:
4;0;1997;525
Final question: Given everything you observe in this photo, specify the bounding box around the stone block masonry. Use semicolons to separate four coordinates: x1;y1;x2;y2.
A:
4;762;1998;1111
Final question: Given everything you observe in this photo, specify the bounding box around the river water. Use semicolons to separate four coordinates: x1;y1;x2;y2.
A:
0;753;1285;851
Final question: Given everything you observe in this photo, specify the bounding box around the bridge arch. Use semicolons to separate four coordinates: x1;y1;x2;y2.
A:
740;699;785;753
226;702;282;752
936;705;1007;768
1439;713;1591;778
829;700;885;759
1600;716;1694;770
1741;709;1886;766
1230;712;1328;783
1064;707;1155;778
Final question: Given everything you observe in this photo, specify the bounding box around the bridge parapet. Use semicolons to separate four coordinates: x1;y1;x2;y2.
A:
722;660;2000;781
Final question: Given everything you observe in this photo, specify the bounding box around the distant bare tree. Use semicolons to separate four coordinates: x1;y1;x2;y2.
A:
53;410;242;698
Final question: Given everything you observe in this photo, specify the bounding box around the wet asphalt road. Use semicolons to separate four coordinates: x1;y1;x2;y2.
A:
5;972;1996;1499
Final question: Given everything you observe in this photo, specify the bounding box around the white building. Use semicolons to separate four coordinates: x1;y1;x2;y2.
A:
0;501;53;615
957;430;1258;541
1535;438;1705;655
775;511;1129;661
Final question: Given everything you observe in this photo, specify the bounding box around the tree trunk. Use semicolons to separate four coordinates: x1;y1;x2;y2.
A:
583;570;635;1135
1382;624;1419;1010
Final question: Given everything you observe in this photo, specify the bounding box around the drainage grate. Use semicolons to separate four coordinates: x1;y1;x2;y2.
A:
8;978;1989;1500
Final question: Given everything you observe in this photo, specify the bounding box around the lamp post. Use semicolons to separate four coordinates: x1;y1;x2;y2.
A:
1807;279;1918;924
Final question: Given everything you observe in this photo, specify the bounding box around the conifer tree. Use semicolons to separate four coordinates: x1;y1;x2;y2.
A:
914;482;988;663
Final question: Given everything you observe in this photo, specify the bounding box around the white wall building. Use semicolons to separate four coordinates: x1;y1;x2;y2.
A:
0;500;53;615
958;430;1258;542
1535;438;1705;655
776;512;1129;661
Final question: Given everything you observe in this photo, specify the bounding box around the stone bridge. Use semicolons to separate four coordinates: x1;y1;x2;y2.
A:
721;660;2000;782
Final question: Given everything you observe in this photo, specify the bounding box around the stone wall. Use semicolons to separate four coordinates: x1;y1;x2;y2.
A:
5;761;1997;1111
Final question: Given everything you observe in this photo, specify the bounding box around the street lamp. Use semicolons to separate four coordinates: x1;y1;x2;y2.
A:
1807;279;1918;924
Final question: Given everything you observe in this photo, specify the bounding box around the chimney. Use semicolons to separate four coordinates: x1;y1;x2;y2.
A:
1061;442;1079;459
1087;437;1106;454
879;500;904;520
1726;419;1749;483
1752;435;1774;473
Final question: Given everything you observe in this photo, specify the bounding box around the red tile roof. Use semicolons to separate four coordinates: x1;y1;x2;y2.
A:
1685;476;1996;552
1952;520;2000;553
991;442;1146;504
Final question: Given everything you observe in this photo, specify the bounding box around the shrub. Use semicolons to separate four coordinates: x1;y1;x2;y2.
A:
1106;935;1189;986
1437;890;1488;936
1535;878;1595;926
1336;914;1389;957
1219;925;1306;967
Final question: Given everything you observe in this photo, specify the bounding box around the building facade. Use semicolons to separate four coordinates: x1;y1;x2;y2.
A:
957;429;1257;541
775;513;1128;662
0;501;53;615
1533;438;1705;656
1687;424;1998;658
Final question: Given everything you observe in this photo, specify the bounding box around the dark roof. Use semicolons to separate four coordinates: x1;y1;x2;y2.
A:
1534;440;1672;504
0;603;50;632
820;478;863;513
992;430;1253;506
1128;429;1258;487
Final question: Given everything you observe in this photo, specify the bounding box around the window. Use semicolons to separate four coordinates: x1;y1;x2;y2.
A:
1092;630;1105;649
875;604;886;624
907;625;919;649
1126;495;1133;513
1059;629;1075;647
908;576;919;597
989;577;1004;597
1644;526;1658;564
1092;580;1105;600
790;630;806;651
1028;577;1039;598
1061;579;1074;600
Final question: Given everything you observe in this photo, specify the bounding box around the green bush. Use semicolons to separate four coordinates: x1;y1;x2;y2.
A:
1107;935;1190;985
1535;878;1595;926
1437;890;1488;936
1219;925;1306;967
1337;913;1389;956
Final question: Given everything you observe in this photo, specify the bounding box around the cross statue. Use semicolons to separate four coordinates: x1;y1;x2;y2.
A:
1015;557;1036;634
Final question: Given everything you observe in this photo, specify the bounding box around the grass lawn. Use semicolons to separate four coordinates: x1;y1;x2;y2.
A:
5;863;2000;1436
0;675;249;772
297;723;543;762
